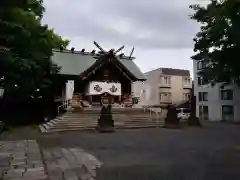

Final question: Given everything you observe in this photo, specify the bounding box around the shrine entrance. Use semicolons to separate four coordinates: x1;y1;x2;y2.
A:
91;95;119;105
81;60;132;106
88;81;121;106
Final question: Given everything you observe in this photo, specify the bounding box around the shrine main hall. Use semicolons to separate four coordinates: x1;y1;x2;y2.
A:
51;48;146;106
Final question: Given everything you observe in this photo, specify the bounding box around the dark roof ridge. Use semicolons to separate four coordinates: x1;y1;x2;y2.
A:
53;49;136;60
145;67;190;76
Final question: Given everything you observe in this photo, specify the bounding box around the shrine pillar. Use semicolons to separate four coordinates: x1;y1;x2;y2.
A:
118;95;121;103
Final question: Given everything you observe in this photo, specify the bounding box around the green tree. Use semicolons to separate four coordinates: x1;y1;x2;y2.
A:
190;0;240;86
0;0;69;96
0;0;70;123
48;28;70;49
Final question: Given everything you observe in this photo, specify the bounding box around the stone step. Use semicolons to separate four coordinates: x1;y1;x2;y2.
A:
51;125;97;130
57;117;157;122
61;116;100;119
61;117;132;120
52;123;161;128
56;120;160;125
52;123;162;130
45;125;165;133
58;117;137;121
62;114;126;118
64;113;122;116
56;121;159;125
62;113;100;116
56;123;98;126
40;107;166;133
53;119;161;124
48;124;163;133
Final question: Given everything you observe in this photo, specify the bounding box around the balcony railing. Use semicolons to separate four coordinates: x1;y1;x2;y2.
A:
183;83;192;89
159;83;171;88
159;98;172;104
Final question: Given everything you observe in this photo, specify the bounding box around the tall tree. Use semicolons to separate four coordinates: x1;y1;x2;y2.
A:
0;0;69;96
48;28;70;49
0;0;70;123
190;0;240;86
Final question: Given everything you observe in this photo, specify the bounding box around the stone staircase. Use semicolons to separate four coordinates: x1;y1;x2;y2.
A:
39;107;166;133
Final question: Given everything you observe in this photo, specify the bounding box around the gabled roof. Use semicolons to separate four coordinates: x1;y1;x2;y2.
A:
51;50;96;75
117;57;146;81
51;50;146;80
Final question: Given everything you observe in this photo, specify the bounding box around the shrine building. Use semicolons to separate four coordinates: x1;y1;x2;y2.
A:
51;48;146;107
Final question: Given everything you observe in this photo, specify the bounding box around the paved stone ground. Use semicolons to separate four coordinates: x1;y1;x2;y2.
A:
38;123;240;180
1;123;240;179
42;147;101;180
0;140;47;180
0;139;102;180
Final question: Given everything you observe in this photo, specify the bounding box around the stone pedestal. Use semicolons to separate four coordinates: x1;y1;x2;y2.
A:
187;95;202;127
97;94;115;133
97;105;114;132
164;106;180;129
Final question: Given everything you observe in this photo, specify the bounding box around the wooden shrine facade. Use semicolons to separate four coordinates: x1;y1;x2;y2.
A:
51;49;146;106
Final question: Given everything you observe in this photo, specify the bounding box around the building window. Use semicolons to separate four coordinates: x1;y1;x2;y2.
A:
160;92;172;101
197;61;207;70
199;106;209;120
198;92;208;101
222;105;234;121
220;89;233;100
160;76;171;85
197;61;203;70
197;77;208;86
183;77;191;86
183;93;191;101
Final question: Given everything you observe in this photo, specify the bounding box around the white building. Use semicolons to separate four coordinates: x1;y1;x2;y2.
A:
132;68;192;106
193;60;240;122
132;81;154;106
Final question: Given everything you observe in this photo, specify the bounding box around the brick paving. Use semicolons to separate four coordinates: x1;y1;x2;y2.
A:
42;147;101;180
0;140;47;180
0;140;102;180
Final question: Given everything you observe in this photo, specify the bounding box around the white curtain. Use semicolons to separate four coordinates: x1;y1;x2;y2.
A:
89;81;121;96
66;80;74;100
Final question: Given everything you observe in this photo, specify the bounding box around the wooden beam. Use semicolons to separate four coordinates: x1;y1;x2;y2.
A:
81;62;105;80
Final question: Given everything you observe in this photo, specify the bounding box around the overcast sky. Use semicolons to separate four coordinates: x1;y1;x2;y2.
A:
42;0;205;77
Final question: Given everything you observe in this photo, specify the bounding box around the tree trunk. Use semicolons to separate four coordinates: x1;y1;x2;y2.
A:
0;90;11;122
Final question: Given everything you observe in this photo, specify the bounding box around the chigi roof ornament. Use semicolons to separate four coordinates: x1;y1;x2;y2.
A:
93;41;124;58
